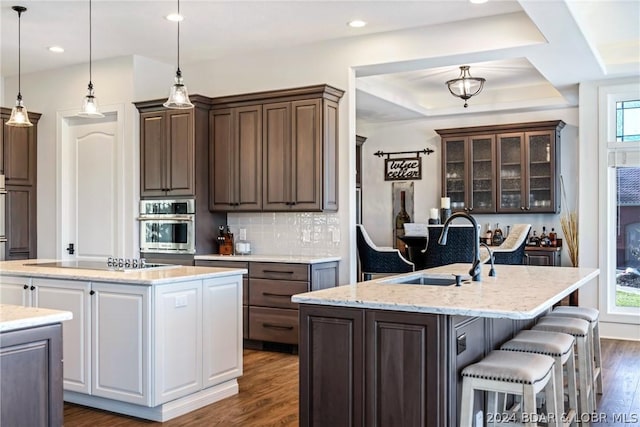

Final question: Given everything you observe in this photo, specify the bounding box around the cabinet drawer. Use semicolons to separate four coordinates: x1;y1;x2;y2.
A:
249;307;298;345
250;278;307;309
250;262;308;281
195;260;249;275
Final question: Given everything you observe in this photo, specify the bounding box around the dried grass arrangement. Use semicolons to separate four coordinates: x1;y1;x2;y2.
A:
560;176;578;266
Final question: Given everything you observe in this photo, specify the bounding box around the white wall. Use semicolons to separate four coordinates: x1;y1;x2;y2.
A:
357;107;579;266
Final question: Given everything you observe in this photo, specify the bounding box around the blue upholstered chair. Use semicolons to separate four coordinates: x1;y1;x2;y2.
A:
492;224;531;265
356;224;414;281
422;225;478;268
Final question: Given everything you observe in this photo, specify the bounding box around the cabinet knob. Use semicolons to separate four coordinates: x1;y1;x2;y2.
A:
525;207;530;211
520;206;525;210
30;285;35;291
468;207;473;211
90;290;95;296
23;285;28;290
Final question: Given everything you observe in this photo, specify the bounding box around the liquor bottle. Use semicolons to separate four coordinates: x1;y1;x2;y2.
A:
528;230;540;246
492;223;504;246
540;226;550;247
485;223;493;245
549;227;557;247
395;191;411;246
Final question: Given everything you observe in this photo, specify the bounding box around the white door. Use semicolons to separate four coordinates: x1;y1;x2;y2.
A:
60;114;120;260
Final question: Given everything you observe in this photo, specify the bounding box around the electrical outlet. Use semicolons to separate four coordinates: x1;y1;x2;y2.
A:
332;228;340;242
175;295;188;308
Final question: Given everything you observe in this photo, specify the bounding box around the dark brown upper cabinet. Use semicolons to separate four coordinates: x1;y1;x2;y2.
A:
437;120;565;214
209;84;343;212
209;105;262;211
356;135;367;188
137;108;195;198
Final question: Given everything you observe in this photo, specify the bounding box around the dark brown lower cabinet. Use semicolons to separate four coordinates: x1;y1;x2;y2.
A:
299;305;539;427
0;323;64;427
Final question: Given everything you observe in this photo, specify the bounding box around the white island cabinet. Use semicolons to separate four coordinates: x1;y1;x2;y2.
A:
0;260;246;422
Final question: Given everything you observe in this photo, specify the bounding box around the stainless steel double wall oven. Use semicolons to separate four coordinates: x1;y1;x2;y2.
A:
137;199;195;254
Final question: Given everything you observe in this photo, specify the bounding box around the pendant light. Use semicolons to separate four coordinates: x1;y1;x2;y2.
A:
78;0;104;118
445;65;486;108
6;5;33;127
163;0;193;109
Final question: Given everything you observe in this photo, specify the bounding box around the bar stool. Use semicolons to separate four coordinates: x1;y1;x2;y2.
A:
460;350;559;427
501;330;578;427
549;306;603;396
532;316;593;419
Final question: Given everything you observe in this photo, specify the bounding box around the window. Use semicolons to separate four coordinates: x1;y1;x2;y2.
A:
616;100;640;142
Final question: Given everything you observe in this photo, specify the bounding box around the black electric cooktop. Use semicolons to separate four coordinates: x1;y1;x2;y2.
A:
24;260;176;272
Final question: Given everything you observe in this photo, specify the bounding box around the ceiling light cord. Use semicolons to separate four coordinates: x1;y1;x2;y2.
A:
176;0;181;78
88;0;93;88
17;7;22;101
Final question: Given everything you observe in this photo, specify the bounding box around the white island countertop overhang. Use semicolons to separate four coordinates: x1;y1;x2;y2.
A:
292;264;599;319
0;259;248;285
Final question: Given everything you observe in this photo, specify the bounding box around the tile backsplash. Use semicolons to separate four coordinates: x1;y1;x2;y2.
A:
226;212;342;256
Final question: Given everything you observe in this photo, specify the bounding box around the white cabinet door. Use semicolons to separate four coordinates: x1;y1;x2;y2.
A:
153;280;202;404
33;278;91;393
0;276;33;306
91;282;151;405
202;275;243;388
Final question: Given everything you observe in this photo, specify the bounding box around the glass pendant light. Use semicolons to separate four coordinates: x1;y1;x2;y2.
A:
78;0;104;118
164;0;193;109
6;6;33;127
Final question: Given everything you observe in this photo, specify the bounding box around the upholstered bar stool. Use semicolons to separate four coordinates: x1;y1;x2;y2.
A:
549;306;603;396
532;316;593;420
460;350;559;427
501;330;578;427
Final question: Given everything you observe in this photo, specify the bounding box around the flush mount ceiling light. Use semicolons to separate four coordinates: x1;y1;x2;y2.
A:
445;65;486;108
48;46;65;53
78;0;104;118
347;19;367;28
6;5;33;127
164;0;193;109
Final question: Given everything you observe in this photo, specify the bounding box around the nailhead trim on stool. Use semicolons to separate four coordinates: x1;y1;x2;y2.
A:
460;350;559;427
501;330;579;427
549;306;603;397
532;316;593;421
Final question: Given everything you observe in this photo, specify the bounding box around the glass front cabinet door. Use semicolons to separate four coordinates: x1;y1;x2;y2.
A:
442;135;496;213
439;120;564;215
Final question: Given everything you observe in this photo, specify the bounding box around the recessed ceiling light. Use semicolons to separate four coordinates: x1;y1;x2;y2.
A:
166;13;183;22
48;46;64;53
347;20;367;28
469;0;489;4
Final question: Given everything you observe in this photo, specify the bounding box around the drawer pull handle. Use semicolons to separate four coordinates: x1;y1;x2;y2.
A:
262;292;291;298
263;323;294;331
262;270;294;274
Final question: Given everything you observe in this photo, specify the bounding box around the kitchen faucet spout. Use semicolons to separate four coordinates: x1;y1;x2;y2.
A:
438;211;482;281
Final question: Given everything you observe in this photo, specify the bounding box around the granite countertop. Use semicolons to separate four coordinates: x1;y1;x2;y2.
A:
0;304;73;333
0;260;247;285
291;264;599;320
194;254;341;264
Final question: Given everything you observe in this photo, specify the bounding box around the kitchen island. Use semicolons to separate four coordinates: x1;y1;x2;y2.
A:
1;304;72;426
292;263;599;427
0;260;247;422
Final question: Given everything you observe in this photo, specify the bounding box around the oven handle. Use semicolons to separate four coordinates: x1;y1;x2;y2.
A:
137;215;194;222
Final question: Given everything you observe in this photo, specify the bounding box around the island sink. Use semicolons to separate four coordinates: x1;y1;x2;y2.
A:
378;273;458;286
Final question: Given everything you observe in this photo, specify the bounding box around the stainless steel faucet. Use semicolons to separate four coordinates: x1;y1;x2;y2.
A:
438;212;482;281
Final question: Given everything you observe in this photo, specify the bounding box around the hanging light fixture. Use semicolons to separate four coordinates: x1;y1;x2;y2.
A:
445;65;486;108
6;5;33;127
78;0;104;118
164;0;193;109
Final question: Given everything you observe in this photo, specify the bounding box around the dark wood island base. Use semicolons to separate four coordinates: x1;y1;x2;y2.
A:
299;305;539;427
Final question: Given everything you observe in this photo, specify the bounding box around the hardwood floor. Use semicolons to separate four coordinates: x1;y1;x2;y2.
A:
63;339;639;426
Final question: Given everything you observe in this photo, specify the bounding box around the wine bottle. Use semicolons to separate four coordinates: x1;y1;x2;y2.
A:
528;230;540;246
540;226;550;247
549;227;557;247
492;223;504;246
395;191;411;245
485;223;493;245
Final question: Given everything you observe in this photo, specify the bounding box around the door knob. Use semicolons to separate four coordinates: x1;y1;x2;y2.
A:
66;243;75;254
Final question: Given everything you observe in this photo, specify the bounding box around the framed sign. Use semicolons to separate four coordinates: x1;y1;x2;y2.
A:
385;157;421;181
